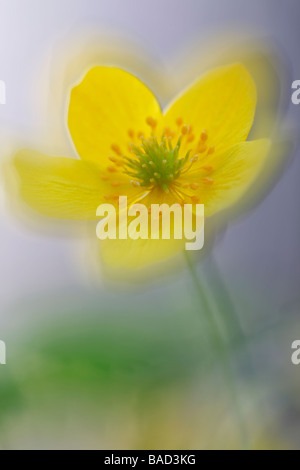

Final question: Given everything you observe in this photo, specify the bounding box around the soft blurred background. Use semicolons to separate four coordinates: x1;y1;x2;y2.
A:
0;0;300;450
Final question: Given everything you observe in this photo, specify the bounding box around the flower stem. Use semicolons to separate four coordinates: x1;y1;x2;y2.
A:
205;254;246;345
184;251;249;450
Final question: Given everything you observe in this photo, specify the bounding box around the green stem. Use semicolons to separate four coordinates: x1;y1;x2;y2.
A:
205;254;246;345
184;251;249;450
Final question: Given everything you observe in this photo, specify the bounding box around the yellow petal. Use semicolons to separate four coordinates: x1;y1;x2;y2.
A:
192;139;271;216
164;63;257;153
99;230;186;270
68;67;163;166
14;150;115;220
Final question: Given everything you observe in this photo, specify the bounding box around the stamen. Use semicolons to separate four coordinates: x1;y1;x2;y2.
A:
181;125;189;135
101;175;110;181
111;144;122;156
108;156;118;163
146;116;157;129
128;129;135;139
201;165;213;172
198;144;207;154
202;177;214;185
190;183;200;190
201;130;208;142
187;134;195;143
111;181;121;187
164;127;175;139
207;146;215;155
107;166;118;173
176;117;183;127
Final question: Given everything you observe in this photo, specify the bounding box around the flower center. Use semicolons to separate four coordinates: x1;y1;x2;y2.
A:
102;117;216;201
122;135;192;193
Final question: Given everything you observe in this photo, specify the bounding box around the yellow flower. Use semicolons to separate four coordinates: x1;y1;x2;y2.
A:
13;64;270;270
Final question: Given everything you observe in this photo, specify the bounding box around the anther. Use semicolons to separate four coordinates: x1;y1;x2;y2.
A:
146;116;157;129
181;125;189;135
111;144;122;156
202;177;214;185
164;127;175;138
190;183;200;190
201;165;213;172
176;117;183;127
101;175;109;181
107;166;118;173
111;182;121;187
198;144;207;154
187;134;195;143
108;156;118;163
207;146;215;155
128;129;135;139
201;130;208;142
